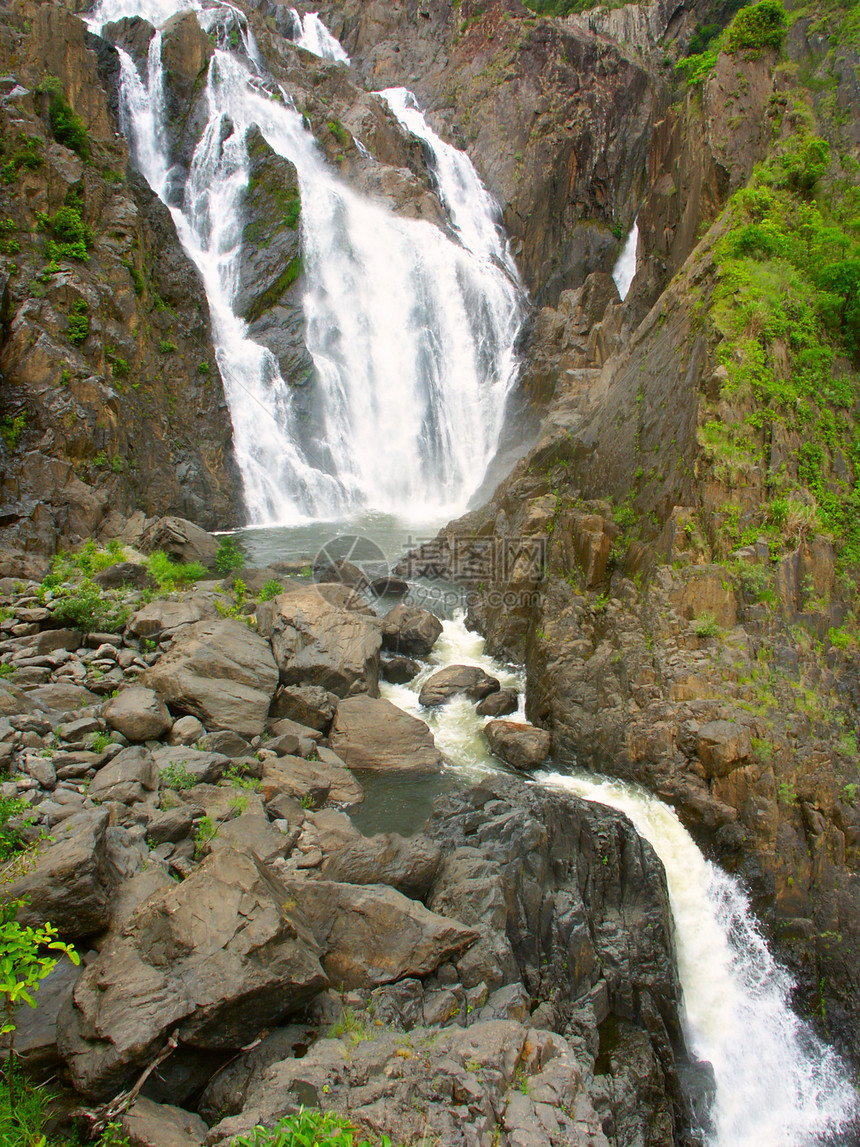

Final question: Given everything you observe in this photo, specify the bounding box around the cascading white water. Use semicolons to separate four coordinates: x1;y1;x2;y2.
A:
88;0;524;525
381;611;525;772
288;8;350;63
541;771;858;1147
612;216;638;301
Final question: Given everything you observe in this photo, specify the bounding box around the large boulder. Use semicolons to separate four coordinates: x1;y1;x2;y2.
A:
381;603;443;657
287;879;479;989
696;720;752;777
103;686;173;742
484;720;551;770
121;1098;208;1147
4;810;113;938
269;586;382;698
418;664;500;707
144;619;278;737
268;684;338;732
88;745;160;805
329;695;442;771
261;755;365;808
127;596;218;640
57;849;328;1100
320;833;442;900
139;515;219;569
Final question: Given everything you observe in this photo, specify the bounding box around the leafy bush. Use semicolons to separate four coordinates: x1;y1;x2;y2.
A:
38;77;90;160
37;204;92;262
146;551;208;590
675;47;720;85
215;536;246;575
51;579;122;633
725;0;787;54
0;798;30;863
160;762;197;791
230;1108;395;1147
694;612;720;638
67;299;90;345
259;579;283;601
0;413;26;451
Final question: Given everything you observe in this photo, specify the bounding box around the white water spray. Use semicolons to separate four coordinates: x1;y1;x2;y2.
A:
288;8;349;63
541;771;858;1147
612;216;638;301
88;0;524;524
381;611;525;772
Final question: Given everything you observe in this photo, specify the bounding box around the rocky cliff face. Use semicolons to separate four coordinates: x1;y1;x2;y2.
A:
0;0;243;572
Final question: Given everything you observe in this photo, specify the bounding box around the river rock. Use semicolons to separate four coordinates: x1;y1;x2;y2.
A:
484;720;551;770
140;515;219;569
151;745;229;786
270;585;382;698
167;715;207;745
418;664;501;706
89;745;160;804
380;603;443;657
476;688;519;716
120;1097;208;1147
57;848;328;1100
197;1024;317;1124
320;832;442;900
268;684;338;732
4;809;113;938
93;562;153;590
261;754;365;808
144;618;278;737
329;695;442;771
286;878;479;988
381;655;422;684
127;596;218;640
103;685;173;742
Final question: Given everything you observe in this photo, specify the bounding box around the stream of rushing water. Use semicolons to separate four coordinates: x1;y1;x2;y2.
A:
88;0;524;525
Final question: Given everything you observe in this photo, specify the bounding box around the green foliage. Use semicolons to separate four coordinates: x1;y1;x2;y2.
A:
0;900;79;1110
215;536;246;575
709;145;860;566
327;120;352;149
0;413;26;451
38;77;90;160
725;0;787;54
694;612;720;638
88;731;110;753
259;579;283;601
0;218;19;256
1;134;43;184
160;762;197;791
66;299;90;346
146;550;207;590
0;664;14;681
828;626;856;650
194;815;218;858
158;339;178;353
230;1108;395;1147
51;578;127;633
675;47;720;85
0;799;30;864
226;763;260;791
37;205;92;263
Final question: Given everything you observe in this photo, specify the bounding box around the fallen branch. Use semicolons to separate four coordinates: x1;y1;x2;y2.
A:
74;1029;179;1139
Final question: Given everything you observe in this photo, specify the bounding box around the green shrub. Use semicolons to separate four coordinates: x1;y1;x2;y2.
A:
259;579;283;601
0;413;26;451
675;47;720;85
194;815;218;858
215;536;246;575
725;0;787;55
1;135;43;184
694;612;720;638
160;762;197;791
51;579;127;633
66;299;90;345
146;550;208;590
38;77;90;160
230;1108;395;1147
37;204;92;263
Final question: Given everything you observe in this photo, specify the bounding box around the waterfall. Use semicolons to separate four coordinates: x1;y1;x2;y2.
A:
88;0;524;525
542;771;858;1147
612;217;638;300
288;8;350;63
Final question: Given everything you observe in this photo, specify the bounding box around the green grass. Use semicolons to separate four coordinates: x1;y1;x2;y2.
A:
146;551;208;590
230;1108;397;1146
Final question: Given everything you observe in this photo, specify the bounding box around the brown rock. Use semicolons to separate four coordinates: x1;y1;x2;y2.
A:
329;695;442;771
484;721;551;771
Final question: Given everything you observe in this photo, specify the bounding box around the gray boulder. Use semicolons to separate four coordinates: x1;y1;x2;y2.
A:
418;664;500;707
261;755;365;808
128;597;218;641
320;832;442;900
288;878;479;988
475;688;519;717
484;720;551;770
4;809;113;938
103;686;173;742
268;684;338;732
139;515;219;568
121;1098;207;1147
144;619;278;737
57;849;328;1100
89;745;160;804
151;745;230;786
270;586;381;698
381;603;443;657
329;695;442;772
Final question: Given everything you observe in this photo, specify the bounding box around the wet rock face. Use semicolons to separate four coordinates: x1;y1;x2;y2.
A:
0;1;241;563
